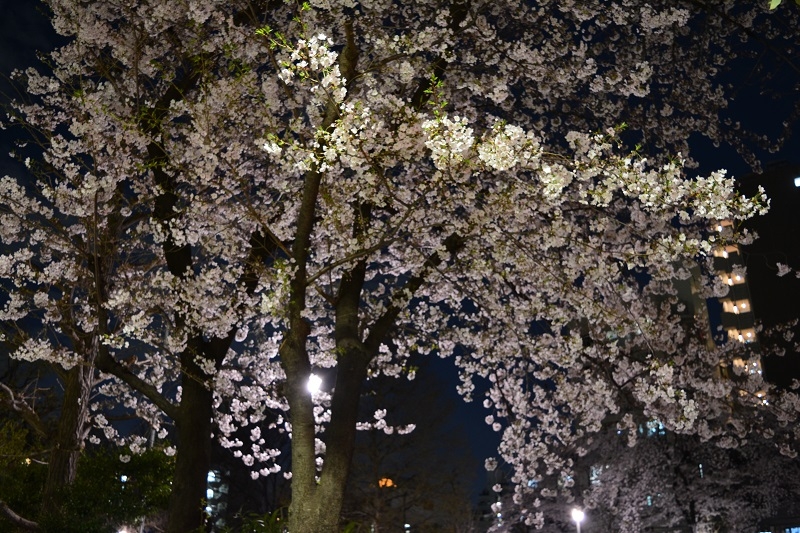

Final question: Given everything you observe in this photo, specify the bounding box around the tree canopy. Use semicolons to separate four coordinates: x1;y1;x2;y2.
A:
1;1;797;531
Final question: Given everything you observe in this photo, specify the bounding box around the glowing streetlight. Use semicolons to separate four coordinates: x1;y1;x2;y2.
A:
307;373;322;394
571;508;585;533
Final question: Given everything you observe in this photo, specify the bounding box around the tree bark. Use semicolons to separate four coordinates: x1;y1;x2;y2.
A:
0;501;39;531
285;345;371;533
166;366;215;533
40;361;94;520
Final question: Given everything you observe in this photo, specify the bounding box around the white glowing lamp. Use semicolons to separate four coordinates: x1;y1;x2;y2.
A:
571;508;585;533
307;373;322;394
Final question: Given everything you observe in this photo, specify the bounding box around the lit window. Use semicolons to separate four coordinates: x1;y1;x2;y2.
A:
721;273;745;286
722;299;751;315
715;220;733;232
713;244;739;259
728;327;756;344
590;466;603;485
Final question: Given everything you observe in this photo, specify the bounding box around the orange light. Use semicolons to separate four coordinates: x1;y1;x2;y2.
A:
378;477;395;488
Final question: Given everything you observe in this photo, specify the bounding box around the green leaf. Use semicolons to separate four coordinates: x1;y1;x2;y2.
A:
769;0;782;10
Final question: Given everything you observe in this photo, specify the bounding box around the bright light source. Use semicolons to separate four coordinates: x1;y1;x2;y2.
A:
571;508;585;533
307;373;322;394
120;475;128;483
794;176;800;187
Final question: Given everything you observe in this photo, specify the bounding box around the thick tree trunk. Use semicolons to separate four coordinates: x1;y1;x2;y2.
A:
286;341;371;533
289;489;347;533
166;365;215;533
40;363;93;520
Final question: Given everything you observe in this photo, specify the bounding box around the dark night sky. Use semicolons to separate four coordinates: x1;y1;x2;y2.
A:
1;0;799;503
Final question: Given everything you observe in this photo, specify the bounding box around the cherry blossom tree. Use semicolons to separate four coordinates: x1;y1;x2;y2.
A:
1;1;794;531
580;429;800;533
486;424;800;533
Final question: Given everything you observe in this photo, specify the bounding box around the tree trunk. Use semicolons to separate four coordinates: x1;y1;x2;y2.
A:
289;489;347;533
40;363;93;520
286;341;371;533
166;367;215;533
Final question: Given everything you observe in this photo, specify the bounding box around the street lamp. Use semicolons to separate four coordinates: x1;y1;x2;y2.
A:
571;508;585;533
307;373;322;394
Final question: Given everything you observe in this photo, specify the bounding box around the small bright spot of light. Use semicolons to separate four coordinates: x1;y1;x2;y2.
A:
571;508;585;524
120;475;128;483
794;176;800;187
307;373;322;394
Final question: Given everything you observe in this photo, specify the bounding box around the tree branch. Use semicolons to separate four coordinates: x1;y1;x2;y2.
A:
0;501;39;531
365;233;465;353
0;383;47;438
94;346;180;422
